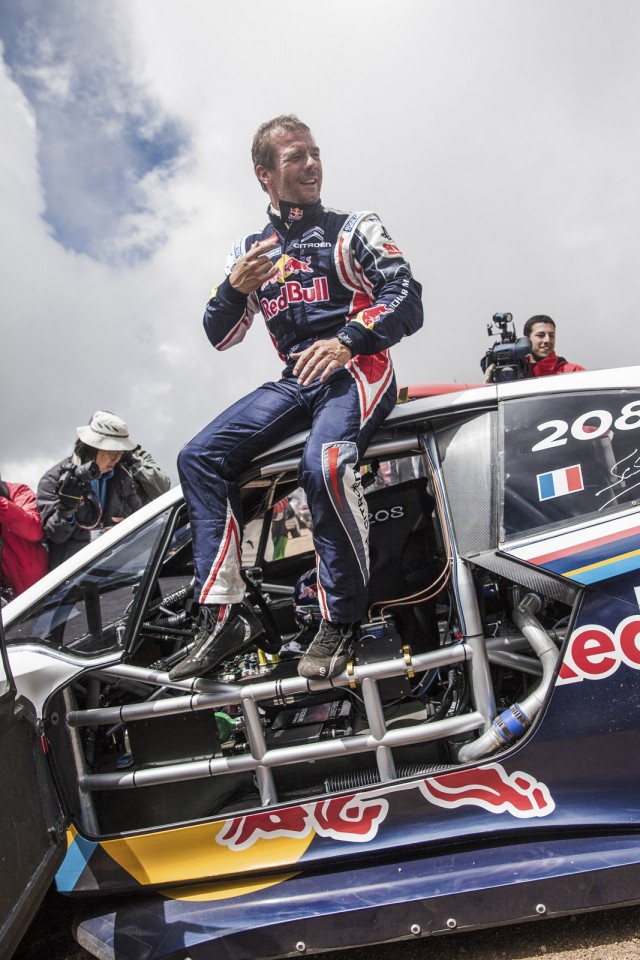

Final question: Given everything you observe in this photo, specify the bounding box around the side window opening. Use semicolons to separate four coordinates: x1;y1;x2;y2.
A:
5;511;170;656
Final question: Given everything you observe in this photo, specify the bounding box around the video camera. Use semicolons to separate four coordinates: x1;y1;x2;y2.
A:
481;313;531;383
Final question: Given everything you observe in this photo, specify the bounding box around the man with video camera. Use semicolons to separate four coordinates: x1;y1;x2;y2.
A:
482;313;584;383
37;411;143;568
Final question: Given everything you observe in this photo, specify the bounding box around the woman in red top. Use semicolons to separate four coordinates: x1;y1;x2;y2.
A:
0;476;49;600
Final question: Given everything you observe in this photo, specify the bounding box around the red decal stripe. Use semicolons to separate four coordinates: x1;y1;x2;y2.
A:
218;315;249;350
315;551;329;620
350;352;393;422
529;522;640;565
327;446;343;509
565;465;584;492
202;513;239;601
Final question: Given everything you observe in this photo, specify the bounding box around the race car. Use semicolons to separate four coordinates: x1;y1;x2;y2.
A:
2;365;640;960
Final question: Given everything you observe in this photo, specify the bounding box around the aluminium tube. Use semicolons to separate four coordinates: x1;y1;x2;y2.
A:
454;559;497;731
361;676;397;782
457;593;560;764
80;711;486;792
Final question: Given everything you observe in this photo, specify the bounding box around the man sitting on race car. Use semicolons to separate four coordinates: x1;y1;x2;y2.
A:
170;114;424;683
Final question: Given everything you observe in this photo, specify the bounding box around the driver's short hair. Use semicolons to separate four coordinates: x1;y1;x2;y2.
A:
524;315;556;338
251;115;311;189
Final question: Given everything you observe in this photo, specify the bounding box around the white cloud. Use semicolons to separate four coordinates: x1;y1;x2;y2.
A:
1;0;190;261
19;58;73;104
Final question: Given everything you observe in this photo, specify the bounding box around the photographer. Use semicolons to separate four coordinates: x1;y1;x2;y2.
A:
37;411;142;568
0;473;49;601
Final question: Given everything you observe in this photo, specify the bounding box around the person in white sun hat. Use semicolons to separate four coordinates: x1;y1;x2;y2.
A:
37;410;143;567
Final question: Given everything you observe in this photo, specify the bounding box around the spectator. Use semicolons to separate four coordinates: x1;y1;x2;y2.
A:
523;315;585;377
37;411;143;568
0;473;49;601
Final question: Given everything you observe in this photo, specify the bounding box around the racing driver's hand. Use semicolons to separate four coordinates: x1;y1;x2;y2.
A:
229;235;279;294
291;338;353;386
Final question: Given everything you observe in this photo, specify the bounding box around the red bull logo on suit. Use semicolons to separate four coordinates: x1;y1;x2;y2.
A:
280;256;313;276
260;276;330;318
260;254;326;318
262;254;315;289
354;304;391;328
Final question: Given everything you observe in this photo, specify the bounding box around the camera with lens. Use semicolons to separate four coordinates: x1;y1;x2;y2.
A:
481;312;531;383
56;460;101;504
70;460;101;484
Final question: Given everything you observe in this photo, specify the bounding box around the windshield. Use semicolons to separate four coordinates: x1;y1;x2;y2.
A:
5;511;170;656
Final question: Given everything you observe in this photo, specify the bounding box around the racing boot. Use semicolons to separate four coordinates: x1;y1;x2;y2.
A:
297;620;355;680
168;602;263;680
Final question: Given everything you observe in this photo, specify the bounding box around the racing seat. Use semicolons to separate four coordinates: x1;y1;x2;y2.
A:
365;477;441;654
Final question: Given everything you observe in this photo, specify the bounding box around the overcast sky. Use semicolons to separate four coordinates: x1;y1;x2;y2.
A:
2;0;639;492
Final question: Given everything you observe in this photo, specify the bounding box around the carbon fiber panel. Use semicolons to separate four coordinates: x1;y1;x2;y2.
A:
470;549;580;606
436;412;498;555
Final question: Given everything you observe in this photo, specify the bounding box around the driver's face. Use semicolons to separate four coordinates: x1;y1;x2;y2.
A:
256;130;322;209
529;322;556;360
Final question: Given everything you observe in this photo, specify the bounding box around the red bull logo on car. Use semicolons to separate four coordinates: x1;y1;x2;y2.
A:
58;764;555;896
558;614;640;684
217;794;388;851
419;764;555;818
214;763;554;852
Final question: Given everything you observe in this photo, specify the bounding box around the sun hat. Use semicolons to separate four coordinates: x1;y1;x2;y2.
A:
76;410;136;452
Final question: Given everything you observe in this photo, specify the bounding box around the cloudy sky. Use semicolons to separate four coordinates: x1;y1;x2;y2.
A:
1;0;639;491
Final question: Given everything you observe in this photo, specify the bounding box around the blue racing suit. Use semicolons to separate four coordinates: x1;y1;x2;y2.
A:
179;199;423;623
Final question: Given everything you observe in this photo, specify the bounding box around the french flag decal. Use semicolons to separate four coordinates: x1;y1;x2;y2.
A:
536;464;584;501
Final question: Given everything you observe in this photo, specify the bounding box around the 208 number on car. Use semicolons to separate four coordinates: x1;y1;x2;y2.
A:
531;401;640;452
